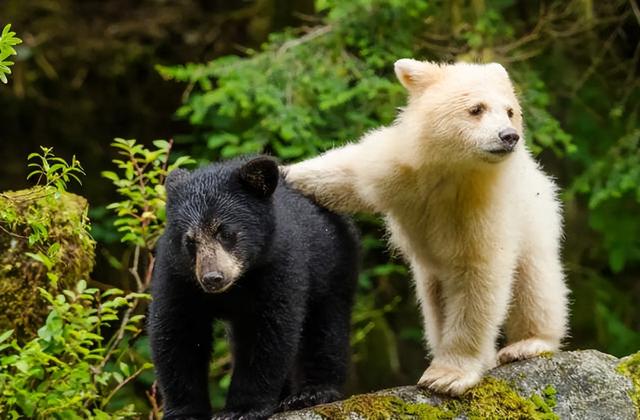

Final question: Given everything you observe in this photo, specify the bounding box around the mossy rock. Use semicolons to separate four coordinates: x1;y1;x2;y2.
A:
618;351;640;415
273;350;639;420
0;187;95;339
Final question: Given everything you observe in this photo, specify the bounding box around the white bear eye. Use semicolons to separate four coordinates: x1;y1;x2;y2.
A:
507;108;514;119
468;104;485;116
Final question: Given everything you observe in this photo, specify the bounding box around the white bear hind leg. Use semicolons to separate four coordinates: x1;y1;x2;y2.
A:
498;253;568;365
418;264;513;396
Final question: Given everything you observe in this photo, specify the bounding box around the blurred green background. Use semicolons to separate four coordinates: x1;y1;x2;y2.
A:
1;0;639;414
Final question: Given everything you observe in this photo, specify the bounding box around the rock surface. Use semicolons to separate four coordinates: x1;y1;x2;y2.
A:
273;350;640;419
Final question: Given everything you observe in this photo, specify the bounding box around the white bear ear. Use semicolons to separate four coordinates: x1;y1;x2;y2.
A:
488;62;509;78
394;59;442;92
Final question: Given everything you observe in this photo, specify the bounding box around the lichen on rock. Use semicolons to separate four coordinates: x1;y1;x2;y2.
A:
0;187;95;339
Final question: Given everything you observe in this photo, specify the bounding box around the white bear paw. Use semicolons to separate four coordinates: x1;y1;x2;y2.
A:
417;363;482;396
498;338;557;365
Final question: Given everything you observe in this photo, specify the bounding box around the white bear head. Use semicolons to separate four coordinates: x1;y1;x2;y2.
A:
394;59;524;165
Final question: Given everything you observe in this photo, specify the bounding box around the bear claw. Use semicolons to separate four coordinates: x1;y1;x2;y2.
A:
497;338;557;365
211;407;275;420
418;363;482;396
279;387;342;411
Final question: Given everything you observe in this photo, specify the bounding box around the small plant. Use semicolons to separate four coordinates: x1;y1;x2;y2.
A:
0;24;21;84
0;281;150;418
27;146;85;194
102;138;194;249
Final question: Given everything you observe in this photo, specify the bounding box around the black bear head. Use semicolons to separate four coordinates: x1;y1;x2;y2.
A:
164;156;278;293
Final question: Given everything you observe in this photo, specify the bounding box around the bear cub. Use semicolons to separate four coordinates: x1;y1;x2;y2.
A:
149;156;359;419
285;60;569;396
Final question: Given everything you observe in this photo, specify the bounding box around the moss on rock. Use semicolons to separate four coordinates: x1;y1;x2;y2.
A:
313;378;558;420
313;393;454;419
617;351;640;416
457;377;558;419
0;187;95;339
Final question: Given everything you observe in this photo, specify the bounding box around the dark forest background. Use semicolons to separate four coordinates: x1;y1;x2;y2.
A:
0;0;638;416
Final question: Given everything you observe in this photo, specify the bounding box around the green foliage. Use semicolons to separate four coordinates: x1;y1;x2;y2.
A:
571;129;640;272
0;151;152;418
208;322;232;409
157;0;574;162
155;0;422;161
516;69;576;156
102;138;194;248
0;281;150;419
0;24;21;84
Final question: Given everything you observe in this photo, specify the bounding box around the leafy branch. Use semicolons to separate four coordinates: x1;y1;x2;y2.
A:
0;24;21;84
102;138;194;249
27;146;85;192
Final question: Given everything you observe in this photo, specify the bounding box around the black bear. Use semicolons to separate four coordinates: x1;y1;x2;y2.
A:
148;156;359;419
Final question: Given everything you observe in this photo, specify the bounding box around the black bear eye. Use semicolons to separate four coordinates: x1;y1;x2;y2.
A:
468;104;485;116
217;227;237;247
507;108;514;119
184;235;197;255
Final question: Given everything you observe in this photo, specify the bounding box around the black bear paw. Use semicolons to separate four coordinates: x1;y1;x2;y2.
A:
279;387;342;412
211;407;275;420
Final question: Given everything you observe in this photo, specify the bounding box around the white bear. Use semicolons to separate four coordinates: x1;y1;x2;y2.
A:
284;59;569;396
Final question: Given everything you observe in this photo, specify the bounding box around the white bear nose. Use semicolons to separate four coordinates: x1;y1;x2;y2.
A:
499;128;519;149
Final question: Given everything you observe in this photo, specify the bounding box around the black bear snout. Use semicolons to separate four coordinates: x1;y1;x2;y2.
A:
202;271;225;289
499;128;519;149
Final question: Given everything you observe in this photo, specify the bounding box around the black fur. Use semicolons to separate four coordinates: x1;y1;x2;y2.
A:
148;156;359;419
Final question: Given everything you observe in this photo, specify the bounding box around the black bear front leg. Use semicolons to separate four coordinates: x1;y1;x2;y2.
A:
149;285;214;420
279;293;353;412
214;298;305;419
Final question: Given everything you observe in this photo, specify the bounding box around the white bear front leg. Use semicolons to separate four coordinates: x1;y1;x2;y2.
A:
418;264;513;396
284;143;376;214
498;251;568;364
413;266;444;353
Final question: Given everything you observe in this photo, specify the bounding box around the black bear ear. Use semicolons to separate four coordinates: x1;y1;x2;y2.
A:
238;157;279;198
165;168;190;195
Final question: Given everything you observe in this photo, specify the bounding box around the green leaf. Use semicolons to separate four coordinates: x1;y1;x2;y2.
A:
101;288;124;297
0;329;13;344
119;362;130;376
76;280;87;294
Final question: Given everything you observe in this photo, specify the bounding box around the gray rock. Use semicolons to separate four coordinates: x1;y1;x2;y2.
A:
273;350;640;419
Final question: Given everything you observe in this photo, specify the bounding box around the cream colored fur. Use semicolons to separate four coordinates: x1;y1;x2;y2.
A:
284;59;569;396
